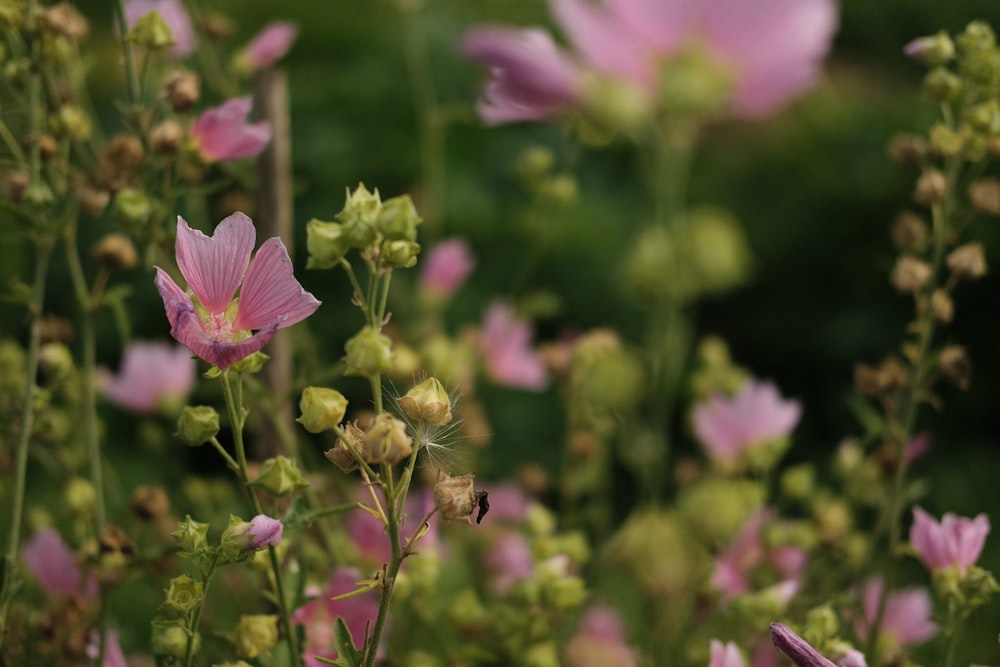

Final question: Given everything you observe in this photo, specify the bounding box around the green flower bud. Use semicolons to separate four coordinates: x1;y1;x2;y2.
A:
39;342;73;379
929;123;965;157
337;183;381;249
306;219;349;269
57;105;92;141
64;477;96;518
684;208;753;296
581;76;652;135
230;350;269;374
923;67;962;102
230;614;279;659
524;642;560;667
538;174;578;206
152;619;196;659
364;413;413;465
172;515;210;557
376;194;421;241
248;456;309;497
220;514;284;562
297;386;348;433
569;330;645;414
678;477;765;544
126;10;176;50
515;146;555;183
112;187;154;228
24;182;54;208
965;100;1000;134
161;574;204;614
397;377;452;426
343;327;394;378
380;239;421;268
176;405;219;446
780;463;816;501
804;604;840;643
957;20;996;55
905;31;956;66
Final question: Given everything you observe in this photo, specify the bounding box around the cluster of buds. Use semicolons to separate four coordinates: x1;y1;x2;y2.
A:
306;183;422;271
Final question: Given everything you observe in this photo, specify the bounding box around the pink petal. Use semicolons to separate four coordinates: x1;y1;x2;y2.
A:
245;21;298;70
174;214;255;313
550;0;653;87
710;640;746;667
170;306;278;370
192;98;272;162
233;237;320;331
21;528;81;596
419;237;476;297
101;341;196;413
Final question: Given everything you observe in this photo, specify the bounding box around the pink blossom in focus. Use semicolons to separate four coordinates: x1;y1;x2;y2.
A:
155;213;320;370
909;506;990;574
419;237;476;299
693;380;801;467
564;605;638;667
87;630;128;667
124;0;195;58
191;98;271;162
480;300;549;390
99;341;195;413
248;514;283;550
485;532;535;594
460;27;584;124
710;640;746;667
241;21;298;70
292;567;385;666
855;578;937;649
21;528;83;597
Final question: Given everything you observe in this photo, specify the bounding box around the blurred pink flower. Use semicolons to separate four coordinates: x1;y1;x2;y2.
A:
87;630;128;667
241;21;298;71
99;341;195;413
292;567;385;666
419;237;476;299
248;514;283;550
693;380;801;466
564;605;638;667
909;506;990;574
837;650;867;667
191;98;271;162
348;487;439;566
21;528;95;599
480;300;549;390
155;213;320;371
485;532;534;594
713;510;804;601
855;578;936;649
460;27;584;124
710;640;745;667
124;0;195;58
481;483;530;522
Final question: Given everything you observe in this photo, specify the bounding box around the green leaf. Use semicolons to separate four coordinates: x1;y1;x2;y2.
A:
332;617;363;667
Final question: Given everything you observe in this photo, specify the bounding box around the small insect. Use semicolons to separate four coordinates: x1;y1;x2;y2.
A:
474;490;490;524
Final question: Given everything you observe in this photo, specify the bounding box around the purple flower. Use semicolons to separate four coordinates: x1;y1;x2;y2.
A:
460;26;583;125
419;237;476;299
292;567;385;666
709;640;745;667
769;623;838;667
99;341;195;413
910;506;990;574
693;380;801;468
124;0;195;58
155;213;320;371
191;98;271;162
248;514;283;549
240;21;298;71
480;300;549;390
855;578;937;649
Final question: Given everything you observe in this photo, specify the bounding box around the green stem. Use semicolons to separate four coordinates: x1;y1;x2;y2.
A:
112;0;142;110
220;370;302;667
183;553;220;667
0;241;52;651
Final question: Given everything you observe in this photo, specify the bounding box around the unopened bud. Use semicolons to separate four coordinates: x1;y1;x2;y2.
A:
221;514;283;559
397;377;452;426
152;620;195;660
161;574;204;614
172;515;209;556
127;10;176;51
131;485;170;521
92;233;138;270
958;20;996;55
886;134;927;166
4;171;29;203
890;256;933;293
305;219;349;269
376;194;421;241
890;212;928;251
914;169;947;206
248;456;309;497
947;242;988;280
515;146;555;182
39;342;73;378
922;67;962;102
903;31;955;65
65;477;96;517
939;345;971;390
343;327;394;378
297;386;348;433
337;183;381;245
165;70;200;112
150;120;183;155
80;185;110;216
176;405;220;446
57;105;92;141
363;413;413;465
928;123;964;157
325;421;365;473
380;239;421;268
230;614;279;660
112;188;154;227
966;100;1000;134
433;470;479;524
930;289;954;324
969;178;1000;215
201;11;234;40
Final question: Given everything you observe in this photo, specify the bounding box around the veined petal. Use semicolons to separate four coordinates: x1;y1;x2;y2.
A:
155;266;197;330
234;237;320;331
171;308;279;370
551;0;654;87
175;214;254;313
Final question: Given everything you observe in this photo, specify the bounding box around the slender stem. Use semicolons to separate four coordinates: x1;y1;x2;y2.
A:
183;553;220;667
0;241;52;650
112;0;142;109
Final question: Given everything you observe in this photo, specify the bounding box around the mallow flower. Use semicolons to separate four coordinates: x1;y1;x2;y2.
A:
155;213;320;371
910;506;990;574
191;98;271;162
708;640;745;667
854;578;937;649
479;299;549;390
419;237;476;299
237;21;299;72
292;567;385;666
99;340;196;413
123;0;195;58
564;605;639;667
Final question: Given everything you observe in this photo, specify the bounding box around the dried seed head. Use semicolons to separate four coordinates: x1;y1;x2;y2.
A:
39;3;89;40
363;413;413;465
947;242;988;281
130;485;170;521
939;345;972;390
930;289;954;324
890;256;933;293
433;470;479;524
968;178;1000;215
92;233;138;270
890;211;928;252
886;133;927;166
913;169;947;206
164;69;200;112
150;120;184;155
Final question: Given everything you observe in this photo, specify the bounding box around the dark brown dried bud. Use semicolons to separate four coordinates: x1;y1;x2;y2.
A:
130;485;170;521
887;133;927;166
98;524;134;557
149;120;183;155
80;185;110;215
890;256;933;293
164;70;200;112
855;357;910;398
968;178;1000;215
39;315;73;343
92;233;138;270
324;421;364;473
939;345;971;390
4;171;29;203
890;212;928;252
913;169;947;206
947;242;988;281
39;3;89;40
432;470;478;524
34;134;58;162
100;135;145;190
930;289;954;324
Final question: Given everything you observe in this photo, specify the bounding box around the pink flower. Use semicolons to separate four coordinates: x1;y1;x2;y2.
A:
240;21;298;71
770;623;838;667
855;578;937;649
910;506;990;574
99;341;195;413
710;640;746;667
693;380;801;467
564;605;638;667
713;510;804;601
292;567;385;666
480;300;549;390
87;630;128;667
155;213;320;371
485;532;535;594
124;0;195;58
460;27;584;124
481;483;530;522
191;98;271;162
348;487;439;566
248;514;283;550
21;528;95;599
419;237;476;299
